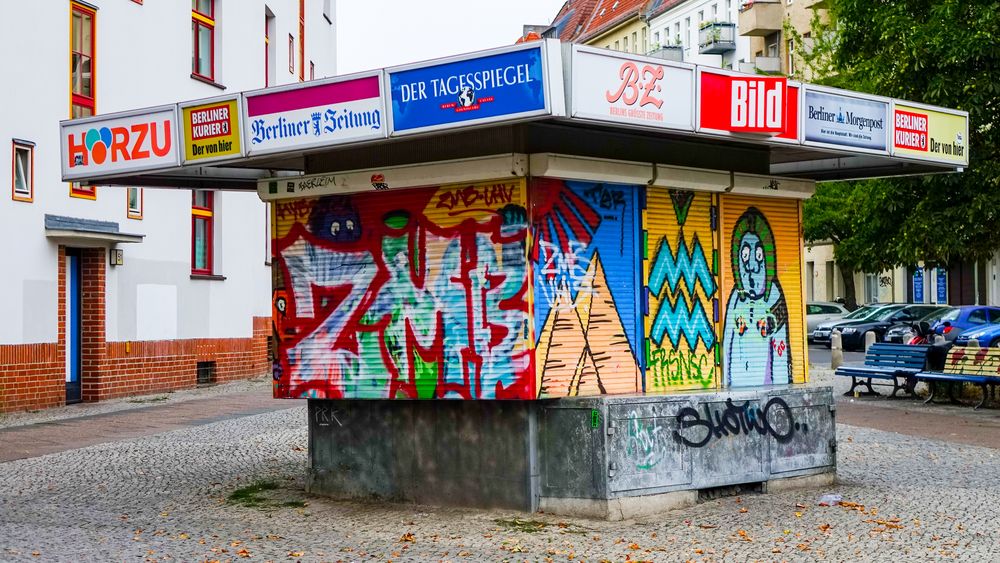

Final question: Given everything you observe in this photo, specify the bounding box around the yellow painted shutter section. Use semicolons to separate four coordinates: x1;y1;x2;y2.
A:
719;195;807;386
644;188;721;392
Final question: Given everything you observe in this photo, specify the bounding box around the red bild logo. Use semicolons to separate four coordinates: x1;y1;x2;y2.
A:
894;109;928;151
67;120;172;168
700;72;787;134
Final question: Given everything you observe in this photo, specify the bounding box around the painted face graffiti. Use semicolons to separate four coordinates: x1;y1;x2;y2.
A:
723;207;791;387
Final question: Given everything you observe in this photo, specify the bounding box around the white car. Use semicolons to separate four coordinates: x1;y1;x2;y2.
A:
807;302;851;341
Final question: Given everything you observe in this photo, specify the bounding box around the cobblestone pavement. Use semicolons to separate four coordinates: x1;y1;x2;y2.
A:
3;399;1000;562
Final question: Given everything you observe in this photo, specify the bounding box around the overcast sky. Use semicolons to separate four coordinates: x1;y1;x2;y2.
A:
336;0;567;74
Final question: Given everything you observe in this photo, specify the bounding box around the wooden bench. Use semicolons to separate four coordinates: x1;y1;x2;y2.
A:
835;343;932;397
915;346;1000;409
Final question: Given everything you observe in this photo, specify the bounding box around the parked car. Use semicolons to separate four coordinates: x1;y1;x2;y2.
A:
833;304;943;351
884;306;954;343
806;302;851;341
954;323;1000;347
930;305;1000;342
811;304;901;347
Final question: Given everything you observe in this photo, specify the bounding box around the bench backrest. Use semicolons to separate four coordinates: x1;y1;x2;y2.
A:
943;347;1000;376
863;343;932;370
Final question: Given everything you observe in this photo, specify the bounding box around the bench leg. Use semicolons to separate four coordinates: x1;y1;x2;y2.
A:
975;384;988;410
904;375;918;395
948;382;961;405
890;376;907;398
923;382;936;404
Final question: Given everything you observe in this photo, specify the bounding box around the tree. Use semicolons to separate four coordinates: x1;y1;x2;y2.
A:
792;1;1000;301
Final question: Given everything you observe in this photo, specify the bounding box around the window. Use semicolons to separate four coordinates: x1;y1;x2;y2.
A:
192;0;215;80
614;40;619;50
787;39;796;75
969;309;988;325
310;60;315;80
71;2;96;118
265;9;275;87
631;31;637;53
685;17;691;47
288;34;294;73
12;140;33;202
654;31;660;46
674;22;680;43
71;184;97;199
712;4;718;18
623;36;628;52
298;0;305;81
265;203;272;265
192;190;214;274
127;188;143;219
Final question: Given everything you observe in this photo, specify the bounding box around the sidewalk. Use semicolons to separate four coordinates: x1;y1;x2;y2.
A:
0;377;299;463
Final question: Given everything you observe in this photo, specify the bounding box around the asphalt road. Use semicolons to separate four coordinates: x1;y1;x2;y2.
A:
808;342;866;367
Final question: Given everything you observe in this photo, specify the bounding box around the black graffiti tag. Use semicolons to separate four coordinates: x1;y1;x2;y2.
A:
673;397;804;448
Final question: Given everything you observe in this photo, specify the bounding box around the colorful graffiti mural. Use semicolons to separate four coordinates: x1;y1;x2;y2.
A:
644;189;720;391
531;178;642;397
271;181;533;400
722;206;793;386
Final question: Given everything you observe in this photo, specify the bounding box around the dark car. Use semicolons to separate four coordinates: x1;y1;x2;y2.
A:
884;306;954;343
811;304;900;347
834;304;944;351
931;305;1000;342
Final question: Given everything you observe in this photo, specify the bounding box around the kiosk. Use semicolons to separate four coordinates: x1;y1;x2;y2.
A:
60;40;969;519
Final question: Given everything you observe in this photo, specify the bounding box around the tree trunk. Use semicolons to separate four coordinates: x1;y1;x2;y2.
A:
840;265;859;310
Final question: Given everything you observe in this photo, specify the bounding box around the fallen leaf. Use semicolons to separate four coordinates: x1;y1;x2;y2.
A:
399;533;415;543
739;508;748;513
628;543;640;550
237;548;251;558
795;512;803;518
795;503;807;509
698;524;717;529
288;551;304;557
177;533;189;540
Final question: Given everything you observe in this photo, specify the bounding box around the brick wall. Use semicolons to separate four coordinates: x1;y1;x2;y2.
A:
0;344;65;412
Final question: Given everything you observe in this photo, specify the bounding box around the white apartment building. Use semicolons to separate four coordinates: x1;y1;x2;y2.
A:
646;0;750;68
0;0;336;412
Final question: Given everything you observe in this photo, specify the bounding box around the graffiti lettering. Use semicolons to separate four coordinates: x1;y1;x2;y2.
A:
275;199;314;221
625;411;666;470
582;184;626;211
673;397;803;448
536;240;592;311
436;183;515;212
647;348;713;389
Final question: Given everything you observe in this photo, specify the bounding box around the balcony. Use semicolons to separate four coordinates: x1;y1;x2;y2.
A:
738;0;783;37
698;22;737;54
647;45;684;62
752;56;782;72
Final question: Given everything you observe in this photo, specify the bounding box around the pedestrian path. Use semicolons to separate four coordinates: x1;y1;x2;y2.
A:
0;383;297;463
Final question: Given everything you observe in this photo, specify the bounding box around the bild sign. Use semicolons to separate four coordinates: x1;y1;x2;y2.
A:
803;88;888;153
60;106;179;181
570;46;694;132
388;43;550;135
698;69;788;135
243;72;385;156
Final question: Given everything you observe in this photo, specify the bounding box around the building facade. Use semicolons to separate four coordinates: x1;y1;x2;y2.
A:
738;0;826;77
646;0;750;68
0;0;337;413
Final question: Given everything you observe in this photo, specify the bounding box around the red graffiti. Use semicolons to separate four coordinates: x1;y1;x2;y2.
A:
435;183;516;212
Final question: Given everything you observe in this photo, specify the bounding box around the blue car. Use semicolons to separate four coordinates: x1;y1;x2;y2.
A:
931;305;1000;342
954;323;1000;347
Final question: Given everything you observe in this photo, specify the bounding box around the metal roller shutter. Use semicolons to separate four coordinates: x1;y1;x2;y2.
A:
644;188;721;392
719;195;807;386
270;180;533;400
531;178;643;398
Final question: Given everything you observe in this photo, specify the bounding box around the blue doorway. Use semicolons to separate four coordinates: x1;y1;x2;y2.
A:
66;249;82;404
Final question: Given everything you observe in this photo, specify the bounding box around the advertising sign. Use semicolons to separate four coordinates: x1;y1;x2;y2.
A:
388;43;550;135
698;69;787;135
243;72;385;156
181;97;242;163
913;267;924;303
570;46;694;132
892;102;969;166
803;88;888;153
936;268;948;304
61;106;179;181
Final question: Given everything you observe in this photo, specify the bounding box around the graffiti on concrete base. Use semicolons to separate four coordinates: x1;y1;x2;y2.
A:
673;397;805;448
625;410;667;470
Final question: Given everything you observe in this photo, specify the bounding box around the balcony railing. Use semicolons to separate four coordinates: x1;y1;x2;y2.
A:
738;0;783;37
647;45;684;62
698;22;736;54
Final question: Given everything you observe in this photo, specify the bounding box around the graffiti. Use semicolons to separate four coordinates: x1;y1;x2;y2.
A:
582;184;627;212
647;348;714;389
533;179;641;398
673;397;804;448
313;403;344;427
669;190;695;226
625;411;666;470
648;233;716;299
275;199;315;222
723;207;791;387
272;181;532;400
435;183;516;212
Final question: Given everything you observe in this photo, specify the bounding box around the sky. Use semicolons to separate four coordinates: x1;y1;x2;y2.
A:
336;0;568;74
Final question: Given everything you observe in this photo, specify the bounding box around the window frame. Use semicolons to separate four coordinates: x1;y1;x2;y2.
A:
12;140;34;203
191;190;215;275
298;0;305;81
192;0;216;81
127;187;143;219
70;2;96;119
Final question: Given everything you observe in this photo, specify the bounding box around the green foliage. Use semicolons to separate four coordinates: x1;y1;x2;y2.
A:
794;0;1000;271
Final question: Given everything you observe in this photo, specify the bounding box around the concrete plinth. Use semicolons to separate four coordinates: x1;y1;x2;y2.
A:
306;386;836;517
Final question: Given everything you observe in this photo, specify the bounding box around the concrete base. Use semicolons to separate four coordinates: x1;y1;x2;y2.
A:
306;386;837;518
